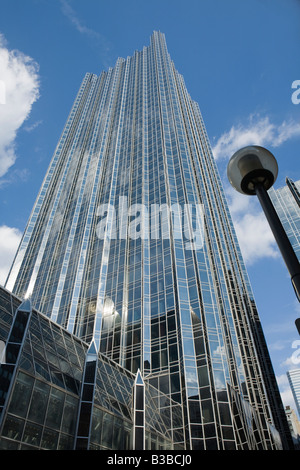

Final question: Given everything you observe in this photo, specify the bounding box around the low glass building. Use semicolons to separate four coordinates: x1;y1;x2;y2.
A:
0;286;179;450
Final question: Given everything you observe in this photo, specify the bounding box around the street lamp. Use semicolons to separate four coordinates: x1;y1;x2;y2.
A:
227;145;300;335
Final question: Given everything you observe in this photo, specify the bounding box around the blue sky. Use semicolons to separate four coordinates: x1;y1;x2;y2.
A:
0;0;300;413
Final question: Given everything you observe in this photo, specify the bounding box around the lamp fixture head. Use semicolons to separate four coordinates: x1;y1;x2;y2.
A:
227;145;278;195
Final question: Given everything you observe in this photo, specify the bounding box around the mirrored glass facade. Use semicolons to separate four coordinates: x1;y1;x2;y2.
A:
269;178;300;261
3;32;293;450
287;369;300;418
0;286;176;450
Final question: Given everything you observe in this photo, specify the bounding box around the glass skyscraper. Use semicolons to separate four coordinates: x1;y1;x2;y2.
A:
269;178;300;261
269;178;300;421
3;31;292;450
287;369;300;418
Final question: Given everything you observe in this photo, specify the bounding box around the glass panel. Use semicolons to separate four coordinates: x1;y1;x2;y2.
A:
61;395;78;435
28;380;50;424
8;372;34;418
112;420;124;449
0;437;19;449
77;402;92;436
58;434;74;450
90;406;103;444
10;310;29;343
6;343;20;364
0;364;14;406
23;422;42;447
45;388;65;430
101;413;113;448
2;415;24;441
41;428;59;450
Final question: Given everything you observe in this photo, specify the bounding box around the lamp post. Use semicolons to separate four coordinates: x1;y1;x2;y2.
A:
227;145;300;335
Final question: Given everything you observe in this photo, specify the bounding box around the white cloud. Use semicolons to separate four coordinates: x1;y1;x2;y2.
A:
24;119;43;133
213;113;300;265
0;34;40;179
234;212;278;265
60;0;99;39
212;114;300;160
226;185;279;265
0;167;30;189
281;356;298;368
0;225;22;286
